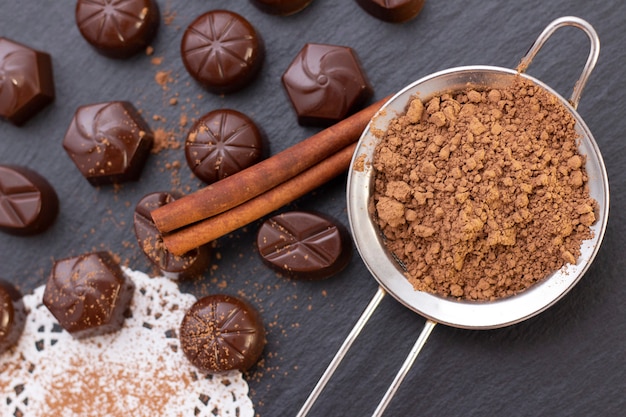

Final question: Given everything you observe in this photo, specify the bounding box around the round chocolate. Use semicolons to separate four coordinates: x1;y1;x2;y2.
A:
185;109;264;184
180;10;264;94
62;101;154;185
0;165;59;235
0;279;26;354
134;191;211;279
42;252;135;339
281;43;373;126
355;0;426;23
0;37;55;126
180;294;266;374
256;211;352;280
250;0;314;15
75;0;160;59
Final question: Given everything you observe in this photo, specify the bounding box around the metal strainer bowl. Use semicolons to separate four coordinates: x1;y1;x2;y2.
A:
298;16;608;417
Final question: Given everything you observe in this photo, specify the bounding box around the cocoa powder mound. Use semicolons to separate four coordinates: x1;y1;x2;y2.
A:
372;77;598;301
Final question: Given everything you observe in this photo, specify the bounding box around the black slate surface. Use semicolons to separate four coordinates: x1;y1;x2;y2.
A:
1;1;625;416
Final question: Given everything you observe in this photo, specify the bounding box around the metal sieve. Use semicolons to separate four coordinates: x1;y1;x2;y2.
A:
297;16;608;417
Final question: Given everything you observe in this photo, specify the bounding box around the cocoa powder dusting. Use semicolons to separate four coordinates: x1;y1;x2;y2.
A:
372;77;597;300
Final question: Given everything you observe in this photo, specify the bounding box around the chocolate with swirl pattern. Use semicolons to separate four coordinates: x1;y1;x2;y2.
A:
0;37;54;125
62;101;154;185
281;43;373;126
42;252;135;339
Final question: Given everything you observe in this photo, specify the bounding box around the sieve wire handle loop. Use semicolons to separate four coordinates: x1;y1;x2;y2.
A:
296;286;387;417
516;16;600;110
371;320;437;417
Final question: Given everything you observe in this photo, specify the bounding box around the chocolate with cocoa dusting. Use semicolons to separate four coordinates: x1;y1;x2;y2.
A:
43;252;134;338
62;101;154;185
0;279;26;354
372;78;597;300
133;191;210;279
180;294;266;374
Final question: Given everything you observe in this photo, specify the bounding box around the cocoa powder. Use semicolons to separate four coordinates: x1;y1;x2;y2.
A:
372;77;597;300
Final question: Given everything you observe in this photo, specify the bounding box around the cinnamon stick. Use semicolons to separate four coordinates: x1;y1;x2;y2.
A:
163;143;357;256
152;97;389;234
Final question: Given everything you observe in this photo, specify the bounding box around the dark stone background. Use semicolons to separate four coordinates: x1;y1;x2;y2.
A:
1;1;624;416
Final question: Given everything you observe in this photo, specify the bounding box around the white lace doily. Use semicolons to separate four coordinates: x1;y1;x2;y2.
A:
0;268;255;417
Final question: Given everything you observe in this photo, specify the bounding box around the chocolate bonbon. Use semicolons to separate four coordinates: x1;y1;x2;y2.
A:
43;252;134;339
0;279;26;354
250;0;313;15
62;101;154;185
282;43;373;126
181;10;264;94
75;0;160;59
0;165;59;235
134;192;210;279
180;294;266;374
0;37;54;125
185;109;264;184
355;0;426;23
256;211;352;280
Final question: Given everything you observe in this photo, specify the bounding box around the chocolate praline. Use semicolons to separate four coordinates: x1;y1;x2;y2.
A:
0;279;27;354
75;0;160;59
185;109;264;184
0;165;59;235
250;0;314;15
281;43;373;126
180;294;266;374
180;10;264;94
0;37;55;125
62;101;154;185
134;191;211;279
257;211;352;280
355;0;426;23
43;252;135;339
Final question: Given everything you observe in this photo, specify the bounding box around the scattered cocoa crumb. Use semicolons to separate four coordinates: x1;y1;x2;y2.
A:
145;45;154;56
151;56;163;66
155;70;172;90
169;98;178;106
372;77;597;301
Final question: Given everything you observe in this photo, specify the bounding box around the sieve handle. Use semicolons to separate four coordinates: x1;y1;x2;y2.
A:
516;16;600;110
296;286;387;417
296;286;437;417
371;319;437;417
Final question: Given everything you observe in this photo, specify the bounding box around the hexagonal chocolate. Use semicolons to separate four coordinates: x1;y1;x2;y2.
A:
62;101;154;185
43;252;134;339
0;37;55;126
281;43;373;126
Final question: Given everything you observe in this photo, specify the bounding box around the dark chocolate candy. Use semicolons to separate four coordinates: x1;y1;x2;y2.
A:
0;37;54;125
75;0;160;59
43;251;134;339
0;279;27;354
257;211;352;280
355;0;426;23
180;294;266;374
281;43;373;126
134;191;211;279
250;0;313;15
62;101;154;185
185;109;264;184
0;165;59;235
181;10;264;94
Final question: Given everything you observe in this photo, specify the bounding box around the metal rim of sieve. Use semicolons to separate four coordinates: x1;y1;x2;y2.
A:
297;16;609;417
